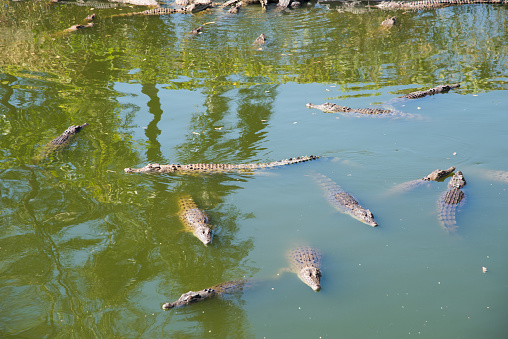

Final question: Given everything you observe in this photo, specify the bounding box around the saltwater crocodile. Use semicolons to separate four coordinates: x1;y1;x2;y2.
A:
389;166;456;193
59;14;95;34
107;0;213;18
162;279;249;309
254;33;267;45
400;84;461;99
306;102;392;115
227;2;242;13
312;172;378;227
34;123;89;162
51;0;122;9
189;26;203;35
288;247;322;291
437;171;466;232
178;195;213;245
375;0;507;10
124;155;319;174
381;16;397;28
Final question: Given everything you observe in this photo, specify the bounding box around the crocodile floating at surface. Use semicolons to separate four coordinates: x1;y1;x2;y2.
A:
178;195;213;245
162;280;249;309
389;166;456;193
108;0;212;17
254;33;267;45
288;247;322;291
306;102;392;115
313;172;378;227
375;0;507;10
34;123;88;162
124;155;319;174
381;16;397;28
437;171;466;232
400;84;460;99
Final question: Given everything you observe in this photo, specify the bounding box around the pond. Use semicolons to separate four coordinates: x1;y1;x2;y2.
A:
1;1;507;338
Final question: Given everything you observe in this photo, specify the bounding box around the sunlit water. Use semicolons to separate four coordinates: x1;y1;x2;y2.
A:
1;1;507;338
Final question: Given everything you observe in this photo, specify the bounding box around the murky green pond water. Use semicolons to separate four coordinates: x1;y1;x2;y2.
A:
1;1;508;338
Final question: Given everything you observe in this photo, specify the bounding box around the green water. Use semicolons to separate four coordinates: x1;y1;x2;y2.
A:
1;1;508;338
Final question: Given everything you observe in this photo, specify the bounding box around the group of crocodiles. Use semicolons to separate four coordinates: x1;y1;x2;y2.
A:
33;80;492;308
38;0;504;309
50;0;508;36
306;83;461;117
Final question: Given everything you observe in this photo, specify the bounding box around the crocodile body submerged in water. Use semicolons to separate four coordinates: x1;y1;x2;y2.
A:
106;0;212;18
178;195;213;245
313;172;378;227
124;155;319;174
162;279;249;309
306;83;460;118
400;84;460;99
306;102;392;115
389;166;456;193
437;171;466;232
288;247;323;291
375;0;507;10
34;123;88;162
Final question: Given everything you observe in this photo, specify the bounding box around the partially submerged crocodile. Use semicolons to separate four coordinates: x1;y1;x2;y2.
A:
313;172;378;227
107;0;212;18
381;16;397;28
306;102;392;116
400;84;460;99
59;14;95;34
307;83;460;118
178;195;213;245
375;0;507;10
34;123;89;162
162;279;249;309
288;247;322;291
437;171;466;232
124;155;319;174
389;166;456;193
254;33;267;45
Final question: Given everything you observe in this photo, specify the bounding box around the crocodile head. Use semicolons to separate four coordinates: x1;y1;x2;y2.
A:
298;266;322;291
162;288;216;309
194;225;213;245
353;208;378;227
124;163;162;173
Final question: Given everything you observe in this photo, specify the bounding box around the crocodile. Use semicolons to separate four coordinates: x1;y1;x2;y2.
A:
277;0;303;9
189;26;203;35
162;279;249;309
254;34;267;45
306;102;392;115
178;195;213;245
124;155;319;174
34;123;88;162
62;22;94;33
107;0;212;18
288;247;322;291
227;3;242;13
59;14;95;34
381;16;397;28
389;166;456;193
400;84;461;99
375;0;507;10
313;172;378;227
437;171;466;232
51;0;122;9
